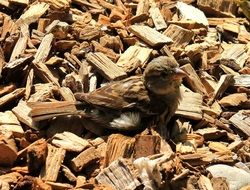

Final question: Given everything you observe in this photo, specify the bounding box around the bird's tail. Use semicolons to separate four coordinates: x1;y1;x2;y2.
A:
27;101;86;121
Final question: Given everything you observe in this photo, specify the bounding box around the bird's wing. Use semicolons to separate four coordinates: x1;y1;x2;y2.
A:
74;76;150;111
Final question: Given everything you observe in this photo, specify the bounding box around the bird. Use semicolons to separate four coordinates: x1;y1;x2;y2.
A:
73;56;187;132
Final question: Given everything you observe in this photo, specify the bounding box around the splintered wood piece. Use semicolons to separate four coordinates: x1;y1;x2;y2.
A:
27;139;47;175
0;0;10;7
27;101;77;119
70;146;100;172
37;18;50;33
208;142;230;152
51;131;90;152
208;74;234;105
62;72;84;93
149;3;167;30
134;135;161;159
219;93;248;107
197;0;237;17
54;40;77;52
0;84;16;97
229;111;250;137
163;24;194;48
76;25;102;41
0;111;23;137
45;20;69;39
41;144;66;182
233;75;250;88
86;52;127;81
220;44;247;70
200;71;217;95
58;87;75;101
12;100;38;129
222;21;240;34
28;83;54;102
179;151;233;166
109;9;126;22
79;61;89;93
176;90;203;120
45;56;64;66
117;45;152;72
95;159;141;190
99;35;124;52
176;2;208;26
91;40;119;62
4;55;33;71
1;15;17;40
208;17;248;26
9;24;29;62
0;133;18;166
135;0;149;17
33;62;60;86
16;2;50;26
33;33;54;63
176;141;196;154
104;134;135;167
129;25;173;47
219;64;239;76
181;64;207;95
25;68;34;100
195;128;227;140
61;165;77;182
64;52;82;68
89;72;97;92
198;175;214;190
0;88;25;108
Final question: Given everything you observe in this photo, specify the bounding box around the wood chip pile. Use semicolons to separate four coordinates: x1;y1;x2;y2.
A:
0;0;250;189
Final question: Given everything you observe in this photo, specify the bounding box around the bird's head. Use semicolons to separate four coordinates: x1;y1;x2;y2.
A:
143;56;187;95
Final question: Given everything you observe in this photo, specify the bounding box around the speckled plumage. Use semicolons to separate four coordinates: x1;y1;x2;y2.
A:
74;56;186;131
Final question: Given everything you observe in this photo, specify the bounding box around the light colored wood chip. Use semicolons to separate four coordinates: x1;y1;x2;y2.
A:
70;146;100;172
41;144;66;181
176;88;203;120
129;25;173;47
86;52;127;81
51;131;90;152
219;93;248;107
163;24;194;48
229;111;250;137
176;2;208;26
96;159;141;190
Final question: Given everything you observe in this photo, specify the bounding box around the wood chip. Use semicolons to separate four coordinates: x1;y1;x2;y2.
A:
51;131;90;152
129;25;173;47
86;52;127;81
95;159;141;190
104;134;135;167
163;24;194;48
40;144;66;181
219;93;248;107
229;111;250;137
176;89;203;120
71;146;100;172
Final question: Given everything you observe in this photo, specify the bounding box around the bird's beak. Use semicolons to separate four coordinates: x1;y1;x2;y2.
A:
172;68;188;80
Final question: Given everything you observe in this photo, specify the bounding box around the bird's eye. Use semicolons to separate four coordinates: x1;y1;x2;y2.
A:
161;73;168;79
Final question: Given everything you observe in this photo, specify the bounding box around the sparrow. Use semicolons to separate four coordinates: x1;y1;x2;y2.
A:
74;56;187;131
